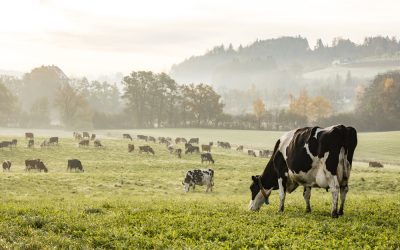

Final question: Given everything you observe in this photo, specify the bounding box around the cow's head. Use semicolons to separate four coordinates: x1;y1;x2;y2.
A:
249;175;272;211
149;148;155;155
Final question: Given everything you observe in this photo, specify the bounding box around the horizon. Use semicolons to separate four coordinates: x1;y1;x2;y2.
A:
1;0;400;78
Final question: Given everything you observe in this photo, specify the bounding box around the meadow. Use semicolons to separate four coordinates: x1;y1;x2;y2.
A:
0;128;399;249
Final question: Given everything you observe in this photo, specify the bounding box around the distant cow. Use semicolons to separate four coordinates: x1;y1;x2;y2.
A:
2;160;11;171
137;135;148;141
185;145;200;154
25;132;34;139
248;150;257;157
82;132;90;139
236;145;244;151
27;139;34;148
185;143;192;149
182;169;214;193
94;139;103;148
175;149;182;158
201;143;212;152
91;134;96;140
158;137;167;144
123;134;133;141
0;141;12;149
188;138;199;144
78;139;89;147
175;137;187;144
218;141;231;149
168;145;174;154
369;161;384;168
73;132;82;140
49;137;59;145
10;139;17;148
128;144;135;152
25;159;48;172
67;159;84;172
40;139;49;148
139;146;155;155
201;153;215;164
148;136;156;143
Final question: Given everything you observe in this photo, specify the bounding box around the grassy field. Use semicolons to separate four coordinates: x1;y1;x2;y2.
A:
0;129;399;249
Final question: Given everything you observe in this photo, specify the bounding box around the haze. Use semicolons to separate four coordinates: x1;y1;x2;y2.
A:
1;0;399;77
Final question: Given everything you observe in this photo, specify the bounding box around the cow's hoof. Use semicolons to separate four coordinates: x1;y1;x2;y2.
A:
305;208;312;213
338;210;344;216
331;212;339;218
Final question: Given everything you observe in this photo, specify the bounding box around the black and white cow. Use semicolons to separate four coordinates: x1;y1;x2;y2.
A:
249;125;357;218
182;169;214;193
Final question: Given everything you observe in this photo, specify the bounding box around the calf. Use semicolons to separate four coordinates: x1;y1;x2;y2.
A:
188;138;199;144
248;150;257;157
128;144;135;152
249;125;357;218
182;169;214;193
67;159;84;172
201;153;215;164
123;133;133;141
369;161;384;168
185;145;200;154
139;146;155;155
2;160;11;171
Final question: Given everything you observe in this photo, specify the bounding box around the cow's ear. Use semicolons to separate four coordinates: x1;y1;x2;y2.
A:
251;175;258;182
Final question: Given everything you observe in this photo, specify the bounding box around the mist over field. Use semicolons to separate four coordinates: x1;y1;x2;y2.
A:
0;1;400;249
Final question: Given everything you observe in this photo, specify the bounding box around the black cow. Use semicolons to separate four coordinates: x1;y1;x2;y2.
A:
201;153;215;164
10;139;17;148
148;136;156;143
67;159;84;172
188;138;199;144
49;137;59;145
123;134;133;141
249;125;357;218
128;144;135;152
137;135;148;141
182;169;214;193
25;132;34;139
185;145;200;154
139;146;155;155
25;159;48;172
369;161;383;168
27;139;34;148
0;141;12;149
248;150;257;157
78;139;89;147
2;160;11;171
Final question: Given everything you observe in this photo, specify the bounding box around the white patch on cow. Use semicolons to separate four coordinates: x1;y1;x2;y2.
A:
278;129;296;161
248;191;265;211
284;172;288;177
313;128;324;139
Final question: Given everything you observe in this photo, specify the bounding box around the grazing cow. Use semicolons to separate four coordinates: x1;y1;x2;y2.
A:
218;141;231;149
249;125;357;218
201;153;215;164
2;160;11;171
67;159;84;172
201;143;212;152
49;137;59;145
36;161;48;172
188;138;199;144
91;134;96;141
158;137;167;144
236;145;244;151
128;144;135;152
248;150;257;157
0;141;12;149
40;139;49;148
139;146;155;155
10;139;17;148
123;133;133;141
369;161;384;168
25;132;34;139
137;135;148;141
25;159;48;172
175;149;182;158
182;169;214;193
185;143;192;149
167;145;174;154
185;145;200;154
27;139;34;148
175;137;187;144
94;139;103;148
82;132;90;139
148;136;156;143
78;139;89;147
259;150;271;158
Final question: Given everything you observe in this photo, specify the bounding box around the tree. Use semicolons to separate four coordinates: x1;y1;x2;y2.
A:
29;97;50;127
253;98;266;129
0;81;17;125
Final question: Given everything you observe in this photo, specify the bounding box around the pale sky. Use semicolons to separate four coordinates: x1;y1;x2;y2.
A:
1;0;399;78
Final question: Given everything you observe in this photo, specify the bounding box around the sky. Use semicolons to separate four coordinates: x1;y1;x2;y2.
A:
0;0;399;78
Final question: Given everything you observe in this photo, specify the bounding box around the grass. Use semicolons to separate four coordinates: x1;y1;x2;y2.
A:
0;129;399;249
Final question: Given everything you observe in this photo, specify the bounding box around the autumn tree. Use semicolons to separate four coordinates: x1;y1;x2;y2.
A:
253;98;266;129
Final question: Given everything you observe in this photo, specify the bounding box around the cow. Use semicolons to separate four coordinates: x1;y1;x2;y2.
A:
73;132;82;140
25;132;34;139
10;139;17;148
123;133;133;141
49;137;59;145
259;150;271;158
236;145;244;151
248;150;257;157
158;137;167;144
40;139;49;148
188;138;199;144
2;160;11;171
139;146;155;155
36;161;48;172
167;145;174;154
0;141;12;149
67;159;84;172
369;161;384;168
249;125;357;218
201;143;212;152
27;139;34;148
185;145;200;154
218;141;231;149
148;136;156;143
128;144;135;153
91;134;96;141
78;139;89;147
182;169;214;193
201;153;215;164
175;149;182;158
137;135;148;141
94;139;103;148
82;132;90;139
184;143;192;149
25;159;48;172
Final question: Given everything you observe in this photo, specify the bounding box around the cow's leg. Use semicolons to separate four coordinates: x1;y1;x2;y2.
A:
278;177;286;212
338;184;348;216
303;186;312;213
329;175;340;218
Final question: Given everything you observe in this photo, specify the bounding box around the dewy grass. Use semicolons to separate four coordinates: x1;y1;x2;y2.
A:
0;130;399;248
